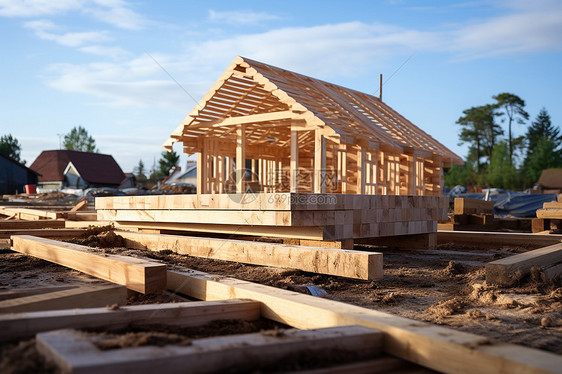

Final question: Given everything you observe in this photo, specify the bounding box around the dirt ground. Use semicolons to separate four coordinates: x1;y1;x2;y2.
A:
0;228;561;372
66;229;562;354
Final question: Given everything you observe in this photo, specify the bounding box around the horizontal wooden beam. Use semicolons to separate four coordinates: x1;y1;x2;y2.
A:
0;229;85;239
486;243;562;286
0;284;126;314
118;231;383;280
437;230;562;249
0;220;65;230
537;208;562;219
0;299;260;344
37;326;383;374
167;269;562;374
454;198;494;215
189;110;300;129
115;221;326;240
11;236;167;294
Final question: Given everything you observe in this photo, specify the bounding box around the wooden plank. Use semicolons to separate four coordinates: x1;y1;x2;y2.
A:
70;198;88;212
437;230;562;249
0;300;260;343
454;198;494;215
0;286;76;301
532;218;551;233
95;193;448;212
0;207;63;220
98;209;294;226
114;221;326;240
0;238;10;247
486;243;562;286
167;269;562;374
118;231;382;280
0;229;85;239
537;208;562;219
36;326;383;374
10;236;167;294
0;284;127;314
0;220;65;229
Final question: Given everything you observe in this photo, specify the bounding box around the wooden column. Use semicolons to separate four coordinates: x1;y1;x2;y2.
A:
290;130;299;193
196;151;205;195
313;131;326;193
357;147;366;195
236;125;246;194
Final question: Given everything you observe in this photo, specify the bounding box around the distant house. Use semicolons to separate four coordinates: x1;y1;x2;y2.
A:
164;162;197;186
0;153;40;195
536;168;562;193
120;173;137;189
30;150;125;190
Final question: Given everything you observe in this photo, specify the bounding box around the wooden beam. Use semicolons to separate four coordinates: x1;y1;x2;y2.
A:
189;110;299;129
486;243;562;286
437;231;562;249
117;230;383;280
290;130;299;192
537;208;562;219
0;220;65;230
0;229;85;239
314;130;326;193
0;300;260;344
454;198;494;215
167;269;562;374
236;124;246;193
36;326;383;374
11;236;167;294
0;284;126;314
114;221;326;240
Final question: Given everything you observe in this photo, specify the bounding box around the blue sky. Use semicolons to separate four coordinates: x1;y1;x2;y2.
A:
1;0;561;172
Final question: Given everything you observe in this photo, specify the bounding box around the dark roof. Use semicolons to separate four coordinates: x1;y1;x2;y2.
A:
0;153;41;176
30;150;125;185
537;168;562;189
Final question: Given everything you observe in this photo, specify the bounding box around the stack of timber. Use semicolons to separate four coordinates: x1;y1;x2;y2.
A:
534;200;562;233
96;193;448;241
0;205;97;221
438;198;496;231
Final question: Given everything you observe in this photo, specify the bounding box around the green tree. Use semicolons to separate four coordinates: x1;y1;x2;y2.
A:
521;109;562;186
158;151;180;177
444;163;474;188
485;140;519;189
133;159;148;185
0;134;24;164
457;104;501;170
63;126;98;152
523;138;562;184
493;93;529;165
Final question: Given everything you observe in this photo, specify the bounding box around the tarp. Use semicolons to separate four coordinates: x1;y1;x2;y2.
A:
447;188;557;217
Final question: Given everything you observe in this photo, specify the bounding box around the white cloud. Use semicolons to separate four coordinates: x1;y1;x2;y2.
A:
24;19;111;47
0;0;81;17
39;2;562;113
451;2;562;59
208;9;281;26
85;0;147;30
45;55;209;111
0;0;147;29
78;45;129;58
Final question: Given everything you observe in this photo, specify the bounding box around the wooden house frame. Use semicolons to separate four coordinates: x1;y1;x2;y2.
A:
165;57;463;196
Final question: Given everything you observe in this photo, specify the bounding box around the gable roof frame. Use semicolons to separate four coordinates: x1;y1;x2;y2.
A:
165;56;463;166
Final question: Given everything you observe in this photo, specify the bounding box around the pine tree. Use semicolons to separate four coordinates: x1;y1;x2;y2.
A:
493;93;529;165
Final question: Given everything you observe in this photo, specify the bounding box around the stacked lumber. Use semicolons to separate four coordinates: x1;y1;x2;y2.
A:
0;206;97;221
96;193;448;240
438;198;496;231
535;201;562;233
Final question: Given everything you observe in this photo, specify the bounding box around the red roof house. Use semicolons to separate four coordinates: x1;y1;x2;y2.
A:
30;150;125;189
